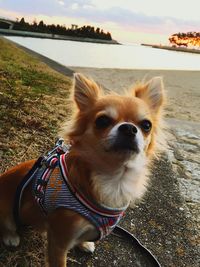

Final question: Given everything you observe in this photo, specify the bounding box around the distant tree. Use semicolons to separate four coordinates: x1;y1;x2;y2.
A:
14;17;29;31
169;31;200;47
8;16;113;41
38;20;44;28
32;19;38;30
19;17;25;25
106;32;112;40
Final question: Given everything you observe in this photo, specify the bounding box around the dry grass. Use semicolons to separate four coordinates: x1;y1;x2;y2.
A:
0;37;72;266
0;37;72;172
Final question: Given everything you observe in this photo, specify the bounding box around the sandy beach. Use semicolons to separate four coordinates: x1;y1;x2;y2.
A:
69;67;200;122
0;38;199;267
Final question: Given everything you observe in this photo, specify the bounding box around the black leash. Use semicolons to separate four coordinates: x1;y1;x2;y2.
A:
113;226;161;267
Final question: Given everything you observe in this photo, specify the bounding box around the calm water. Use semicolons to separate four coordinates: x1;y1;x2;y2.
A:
6;36;200;70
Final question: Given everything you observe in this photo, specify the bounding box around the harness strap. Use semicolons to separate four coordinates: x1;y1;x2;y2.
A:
13;138;69;227
13;156;44;227
13;139;161;265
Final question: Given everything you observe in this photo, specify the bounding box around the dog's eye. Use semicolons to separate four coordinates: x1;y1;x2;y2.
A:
140;119;152;132
95;115;112;129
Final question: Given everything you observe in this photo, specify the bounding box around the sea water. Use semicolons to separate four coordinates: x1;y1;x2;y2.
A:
5;36;200;70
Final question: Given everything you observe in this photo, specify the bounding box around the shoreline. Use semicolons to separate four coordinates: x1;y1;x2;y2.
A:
142;43;200;54
0;28;120;45
5;37;200;73
5;37;199;122
12;39;75;77
6;36;200;71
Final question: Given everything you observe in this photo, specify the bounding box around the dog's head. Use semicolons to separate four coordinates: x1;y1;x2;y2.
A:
63;73;165;174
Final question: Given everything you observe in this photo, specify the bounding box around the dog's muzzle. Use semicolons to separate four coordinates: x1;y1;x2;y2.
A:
112;123;139;153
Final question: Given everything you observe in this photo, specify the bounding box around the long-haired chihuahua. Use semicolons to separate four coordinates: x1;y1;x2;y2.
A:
0;73;165;266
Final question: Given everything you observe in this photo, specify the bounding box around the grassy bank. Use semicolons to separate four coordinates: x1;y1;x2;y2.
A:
0;37;72;266
0;37;71;173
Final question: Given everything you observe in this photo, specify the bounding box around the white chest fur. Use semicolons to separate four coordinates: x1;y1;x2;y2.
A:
92;153;149;208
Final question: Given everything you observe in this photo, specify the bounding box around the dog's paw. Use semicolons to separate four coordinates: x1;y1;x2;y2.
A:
78;241;95;253
3;233;20;247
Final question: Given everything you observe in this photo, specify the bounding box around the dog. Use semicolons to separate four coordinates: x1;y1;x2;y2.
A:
0;73;165;266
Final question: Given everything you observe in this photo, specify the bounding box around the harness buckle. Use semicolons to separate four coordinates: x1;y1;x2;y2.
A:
55;137;64;146
47;138;70;157
40;138;71;167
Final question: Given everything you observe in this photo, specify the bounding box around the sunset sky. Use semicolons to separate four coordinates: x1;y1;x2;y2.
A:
0;0;199;44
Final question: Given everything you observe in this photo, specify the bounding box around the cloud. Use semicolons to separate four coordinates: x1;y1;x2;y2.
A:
0;0;93;16
71;3;79;10
0;0;199;36
62;6;200;35
58;0;65;6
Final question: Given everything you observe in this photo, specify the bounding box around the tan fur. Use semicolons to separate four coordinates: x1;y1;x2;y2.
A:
0;73;166;267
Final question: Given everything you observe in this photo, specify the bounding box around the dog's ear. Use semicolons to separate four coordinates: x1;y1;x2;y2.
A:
73;73;101;111
135;77;165;113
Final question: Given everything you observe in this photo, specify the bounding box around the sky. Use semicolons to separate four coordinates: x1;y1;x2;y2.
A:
0;0;199;44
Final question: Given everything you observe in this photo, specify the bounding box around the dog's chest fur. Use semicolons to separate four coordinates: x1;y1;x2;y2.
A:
91;153;148;208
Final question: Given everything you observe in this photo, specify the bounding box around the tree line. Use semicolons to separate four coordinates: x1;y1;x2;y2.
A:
170;32;200;38
0;17;112;41
169;32;200;47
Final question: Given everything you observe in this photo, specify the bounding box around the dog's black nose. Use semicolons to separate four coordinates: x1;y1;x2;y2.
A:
118;124;137;136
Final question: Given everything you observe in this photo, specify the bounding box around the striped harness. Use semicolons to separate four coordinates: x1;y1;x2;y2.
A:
15;139;126;240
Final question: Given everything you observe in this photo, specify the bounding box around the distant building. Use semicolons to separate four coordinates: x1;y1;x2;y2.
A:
0;17;15;29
